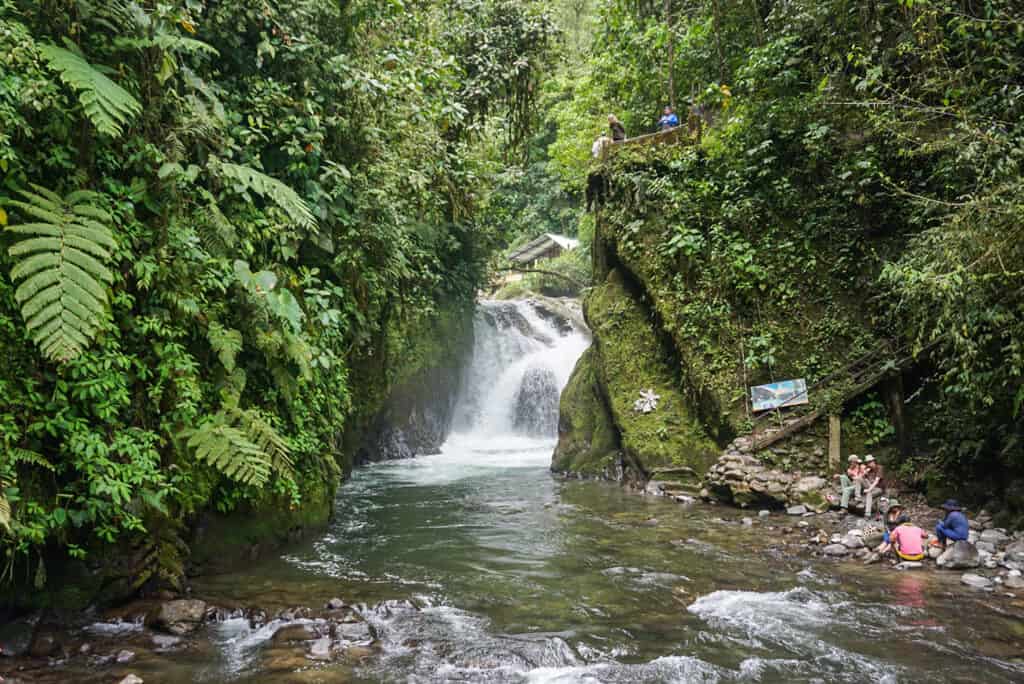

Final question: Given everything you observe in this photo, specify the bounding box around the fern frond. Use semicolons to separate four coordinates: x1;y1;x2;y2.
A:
0;496;10;532
218;162;317;229
185;422;271;487
6;449;55;471
5;186;117;362
195;189;237;255
39;45;142;138
232;409;294;477
207;321;243;372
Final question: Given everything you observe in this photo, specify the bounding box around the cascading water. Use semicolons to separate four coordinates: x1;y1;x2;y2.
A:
452;299;589;440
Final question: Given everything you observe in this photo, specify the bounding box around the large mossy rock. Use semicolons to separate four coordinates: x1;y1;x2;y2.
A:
552;346;620;475
554;268;717;479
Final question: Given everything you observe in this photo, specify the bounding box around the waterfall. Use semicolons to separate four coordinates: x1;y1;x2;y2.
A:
450;299;589;441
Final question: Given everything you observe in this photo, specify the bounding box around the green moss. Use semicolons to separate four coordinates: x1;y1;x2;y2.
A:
586;269;718;474
189;484;334;574
551;346;620;474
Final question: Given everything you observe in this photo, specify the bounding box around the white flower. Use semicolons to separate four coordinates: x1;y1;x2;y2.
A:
633;389;660;414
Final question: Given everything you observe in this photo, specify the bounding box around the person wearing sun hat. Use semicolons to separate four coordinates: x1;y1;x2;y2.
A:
933;499;970;547
834;454;865;509
861;455;884;517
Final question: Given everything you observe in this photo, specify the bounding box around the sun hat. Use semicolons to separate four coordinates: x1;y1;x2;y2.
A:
941;499;961;511
863;455;875;463
847;454;860;462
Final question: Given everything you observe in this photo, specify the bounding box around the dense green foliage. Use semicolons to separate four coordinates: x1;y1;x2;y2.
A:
0;0;556;591
551;0;1023;503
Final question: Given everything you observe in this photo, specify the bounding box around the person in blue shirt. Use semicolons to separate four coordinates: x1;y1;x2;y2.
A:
933;499;970;547
658;105;679;130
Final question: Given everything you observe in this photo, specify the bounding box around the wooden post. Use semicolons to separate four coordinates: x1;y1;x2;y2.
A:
828;414;841;472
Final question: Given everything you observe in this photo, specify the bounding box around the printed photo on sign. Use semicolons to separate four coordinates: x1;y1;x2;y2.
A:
750;379;808;412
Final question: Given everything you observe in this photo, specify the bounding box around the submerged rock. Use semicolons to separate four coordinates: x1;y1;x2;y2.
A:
308;636;332;661
146;599;207;635
936;541;981;570
961;573;993;590
272;624;318;643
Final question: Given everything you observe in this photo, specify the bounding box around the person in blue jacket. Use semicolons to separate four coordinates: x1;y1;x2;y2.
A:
658;105;679;130
934;499;970;547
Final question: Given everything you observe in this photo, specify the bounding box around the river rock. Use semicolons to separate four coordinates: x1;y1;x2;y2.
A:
758;510;770;518
28;631;61;658
0;612;40;657
961;573;993;590
151;634;182;651
895;561;923;570
841;533;865;550
936;541;981;570
741;517;753;526
116;649;136;664
272;624;318;643
980;529;1010;545
308;636;332;661
976;541;996;554
823;543;850;556
1004;574;1024;590
787;505;808;516
1004;540;1024;563
146;599;207;635
326;598;346;610
928;545;943;560
118;676;144;684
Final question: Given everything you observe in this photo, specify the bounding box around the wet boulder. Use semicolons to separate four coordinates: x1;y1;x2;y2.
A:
271;624;318;643
28;630;62;658
823;543;850;556
960;573;993;590
146;599;207;635
936;541;981;570
0;613;40;658
513;366;560;436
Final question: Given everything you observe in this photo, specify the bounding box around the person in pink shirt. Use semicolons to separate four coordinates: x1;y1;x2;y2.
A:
888;515;927;561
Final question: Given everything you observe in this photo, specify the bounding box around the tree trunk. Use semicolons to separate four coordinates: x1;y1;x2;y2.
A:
665;0;676;109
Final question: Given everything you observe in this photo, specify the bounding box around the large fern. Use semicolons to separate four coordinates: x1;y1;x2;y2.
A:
186;421;271;487
217;161;317;229
39;45;142;138
183;410;294;487
5;186;117;362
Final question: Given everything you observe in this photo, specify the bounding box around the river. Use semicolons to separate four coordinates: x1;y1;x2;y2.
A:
11;300;1024;682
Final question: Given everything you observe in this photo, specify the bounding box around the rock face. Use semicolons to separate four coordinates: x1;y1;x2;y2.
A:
351;307;475;465
513;366;560;436
553;269;718;481
146;599;208;635
936;541;981;570
704;443;831;510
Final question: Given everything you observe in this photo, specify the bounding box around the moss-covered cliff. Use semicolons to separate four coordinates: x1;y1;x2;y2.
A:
554;267;718;485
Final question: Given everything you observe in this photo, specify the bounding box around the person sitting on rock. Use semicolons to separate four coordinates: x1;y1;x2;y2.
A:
861;455;884;517
933;499;969;548
889;514;927;562
834;454;864;509
871;504;905;556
